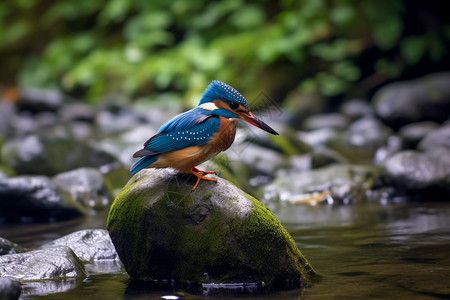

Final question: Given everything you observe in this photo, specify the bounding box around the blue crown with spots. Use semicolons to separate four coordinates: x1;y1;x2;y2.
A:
199;80;249;109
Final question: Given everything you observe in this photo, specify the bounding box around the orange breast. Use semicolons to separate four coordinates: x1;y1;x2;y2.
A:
149;117;237;173
148;117;236;172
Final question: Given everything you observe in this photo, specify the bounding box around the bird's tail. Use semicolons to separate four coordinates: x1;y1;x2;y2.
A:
130;156;157;175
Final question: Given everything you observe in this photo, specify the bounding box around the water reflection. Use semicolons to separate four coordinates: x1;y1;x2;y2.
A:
21;278;80;297
276;201;450;299
1;201;450;299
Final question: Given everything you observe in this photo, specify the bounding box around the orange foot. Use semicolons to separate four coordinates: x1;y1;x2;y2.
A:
190;167;217;191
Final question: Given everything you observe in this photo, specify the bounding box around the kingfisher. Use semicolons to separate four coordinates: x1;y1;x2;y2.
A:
130;80;279;190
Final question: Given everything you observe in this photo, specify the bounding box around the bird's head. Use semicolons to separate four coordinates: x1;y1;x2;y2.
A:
198;80;279;135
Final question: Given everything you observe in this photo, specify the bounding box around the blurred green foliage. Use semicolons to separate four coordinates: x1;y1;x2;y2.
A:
0;0;449;104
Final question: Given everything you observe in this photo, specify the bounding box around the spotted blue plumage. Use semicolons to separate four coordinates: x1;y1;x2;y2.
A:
199;80;248;109
145;109;220;154
130;107;220;175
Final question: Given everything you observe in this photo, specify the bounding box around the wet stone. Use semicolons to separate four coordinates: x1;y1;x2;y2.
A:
373;72;450;128
0;246;86;281
53;168;112;210
417;122;450;151
95;107;145;137
301;113;350;131
264;164;380;205
339;99;374;120
17;88;67;113
59;102;95;123
107;168;318;287
299;117;393;164
0;170;7;181
373;136;403;164
1;134;119;176
0;237;25;255
381;148;450;198
346;116;393;149
0;277;21;300
98;124;158;166
42;229;119;263
0;175;85;222
398;121;439;149
0;101;17;138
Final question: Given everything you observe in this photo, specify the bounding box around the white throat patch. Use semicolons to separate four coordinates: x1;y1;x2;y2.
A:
199;102;219;111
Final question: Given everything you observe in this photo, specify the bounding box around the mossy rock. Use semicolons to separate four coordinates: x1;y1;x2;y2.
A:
107;169;318;287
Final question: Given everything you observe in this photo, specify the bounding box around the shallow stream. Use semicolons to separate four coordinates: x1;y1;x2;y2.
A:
1;200;449;299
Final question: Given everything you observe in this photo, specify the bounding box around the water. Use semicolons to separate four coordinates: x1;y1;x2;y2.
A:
1;200;450;299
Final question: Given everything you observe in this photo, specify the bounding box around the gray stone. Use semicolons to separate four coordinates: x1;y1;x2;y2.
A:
373;72;450;128
59;103;95;123
381;148;450;194
95;107;144;137
42;229;119;263
373;136;403;163
339;99;374;120
299;117;393;164
53;168;112;210
2;134;119;176
398;121;439;149
0;237;25;255
0;277;21;300
264;164;380;204
301;113;349;131
225;143;285;175
0;175;85;222
0;101;16;138
418;123;450;151
107;169;318;286
99;124;158;166
17;88;67;113
346;117;394;150
0;246;86;281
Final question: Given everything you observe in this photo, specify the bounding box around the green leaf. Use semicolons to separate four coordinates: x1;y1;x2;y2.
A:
332;60;361;82
316;72;348;96
400;35;426;65
229;5;265;29
373;16;403;50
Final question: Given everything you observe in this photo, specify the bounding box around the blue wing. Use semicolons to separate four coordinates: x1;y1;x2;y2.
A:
130;108;220;175
145;108;220;154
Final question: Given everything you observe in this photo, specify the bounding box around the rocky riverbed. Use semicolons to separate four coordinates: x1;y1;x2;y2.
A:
1;72;450;297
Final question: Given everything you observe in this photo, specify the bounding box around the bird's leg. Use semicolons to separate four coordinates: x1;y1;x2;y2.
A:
190;168;217;191
192;167;215;174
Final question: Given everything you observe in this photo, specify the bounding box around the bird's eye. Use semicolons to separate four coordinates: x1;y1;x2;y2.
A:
228;102;239;110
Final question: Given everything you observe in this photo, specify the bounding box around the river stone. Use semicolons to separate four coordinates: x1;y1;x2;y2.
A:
373;72;450;128
42;229;119;263
339;99;374;121
0;277;21;300
398;121;439;149
0;246;86;281
0;175;85;222
53;168;112;210
17;88;66;113
0;101;16;138
2;134;118;176
381;148;450;196
0;237;25;255
417;123;450;151
107;169;318;286
264;164;380;205
299;119;391;165
301;113;350;131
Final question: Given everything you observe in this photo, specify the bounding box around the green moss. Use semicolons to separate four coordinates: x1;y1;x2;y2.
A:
107;179;152;277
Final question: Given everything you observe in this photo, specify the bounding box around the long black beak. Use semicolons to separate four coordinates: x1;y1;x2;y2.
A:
238;111;279;135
